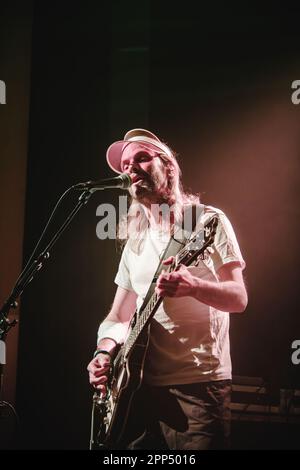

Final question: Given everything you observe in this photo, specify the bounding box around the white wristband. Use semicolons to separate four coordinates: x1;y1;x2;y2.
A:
97;320;128;345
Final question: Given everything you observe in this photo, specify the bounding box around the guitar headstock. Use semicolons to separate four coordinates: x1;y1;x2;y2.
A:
175;216;219;268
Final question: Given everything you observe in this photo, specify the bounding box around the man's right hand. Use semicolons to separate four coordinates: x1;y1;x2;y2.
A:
87;353;112;396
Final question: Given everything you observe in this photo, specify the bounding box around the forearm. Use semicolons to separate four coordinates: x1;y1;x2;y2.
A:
95;286;137;352
191;277;247;313
97;318;129;349
95;337;118;356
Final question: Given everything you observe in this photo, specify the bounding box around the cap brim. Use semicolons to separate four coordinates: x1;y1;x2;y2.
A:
106;140;168;174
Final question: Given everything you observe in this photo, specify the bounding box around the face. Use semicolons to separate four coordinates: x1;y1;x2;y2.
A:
120;143;170;204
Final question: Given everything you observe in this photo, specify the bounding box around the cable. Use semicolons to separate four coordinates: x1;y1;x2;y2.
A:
0;400;20;449
0;400;20;426
14;186;75;288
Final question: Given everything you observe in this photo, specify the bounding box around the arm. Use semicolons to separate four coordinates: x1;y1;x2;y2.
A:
96;285;138;355
193;261;248;313
156;260;248;313
87;286;137;393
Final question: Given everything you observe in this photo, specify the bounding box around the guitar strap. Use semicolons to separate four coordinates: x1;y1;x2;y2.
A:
138;204;205;313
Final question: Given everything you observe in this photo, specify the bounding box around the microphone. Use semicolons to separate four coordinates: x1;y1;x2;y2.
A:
72;173;132;192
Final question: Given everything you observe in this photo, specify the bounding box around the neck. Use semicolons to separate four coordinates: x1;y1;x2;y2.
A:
137;197;176;229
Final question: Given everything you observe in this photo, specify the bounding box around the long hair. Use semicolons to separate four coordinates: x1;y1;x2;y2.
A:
117;148;200;253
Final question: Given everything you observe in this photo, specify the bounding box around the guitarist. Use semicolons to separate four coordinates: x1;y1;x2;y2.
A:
87;129;248;450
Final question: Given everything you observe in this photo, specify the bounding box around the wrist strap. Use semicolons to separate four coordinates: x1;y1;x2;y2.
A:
93;349;112;359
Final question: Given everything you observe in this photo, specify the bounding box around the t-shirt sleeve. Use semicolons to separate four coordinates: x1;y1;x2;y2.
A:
209;210;246;273
114;242;134;291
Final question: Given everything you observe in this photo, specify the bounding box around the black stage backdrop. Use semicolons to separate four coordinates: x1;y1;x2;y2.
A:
9;0;300;449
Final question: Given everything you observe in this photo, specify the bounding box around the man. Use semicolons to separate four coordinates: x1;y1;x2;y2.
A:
87;128;247;450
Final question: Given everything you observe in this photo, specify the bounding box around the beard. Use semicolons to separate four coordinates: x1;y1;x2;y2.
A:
129;171;171;206
129;180;152;202
129;169;152;196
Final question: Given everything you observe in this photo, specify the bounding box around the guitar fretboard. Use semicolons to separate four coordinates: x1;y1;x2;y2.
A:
124;289;162;357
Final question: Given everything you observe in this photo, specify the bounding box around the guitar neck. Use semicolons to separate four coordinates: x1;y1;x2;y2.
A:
124;290;162;357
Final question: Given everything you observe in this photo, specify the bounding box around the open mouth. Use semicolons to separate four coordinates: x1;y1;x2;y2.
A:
131;174;145;184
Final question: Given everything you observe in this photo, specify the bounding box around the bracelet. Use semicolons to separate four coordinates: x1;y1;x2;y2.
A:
93;349;112;360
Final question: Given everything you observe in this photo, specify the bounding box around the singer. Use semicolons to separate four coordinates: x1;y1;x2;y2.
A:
87;128;248;450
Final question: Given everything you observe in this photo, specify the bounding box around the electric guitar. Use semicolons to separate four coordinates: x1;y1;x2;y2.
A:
90;215;218;450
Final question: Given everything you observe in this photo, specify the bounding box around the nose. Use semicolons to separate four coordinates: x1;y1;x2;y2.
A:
127;160;140;172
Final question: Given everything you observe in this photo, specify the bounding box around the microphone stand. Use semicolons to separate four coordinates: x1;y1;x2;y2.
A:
0;189;93;419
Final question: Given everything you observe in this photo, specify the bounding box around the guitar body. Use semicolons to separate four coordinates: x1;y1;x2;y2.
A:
101;322;151;449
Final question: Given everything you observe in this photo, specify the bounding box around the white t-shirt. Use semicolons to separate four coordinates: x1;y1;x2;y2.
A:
114;205;246;386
